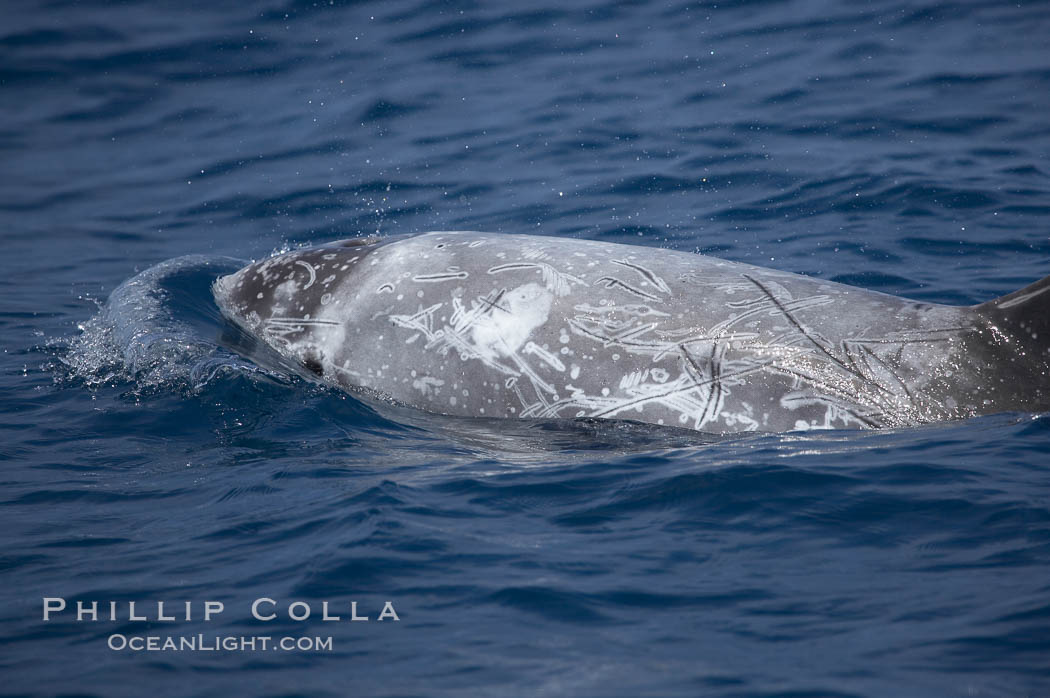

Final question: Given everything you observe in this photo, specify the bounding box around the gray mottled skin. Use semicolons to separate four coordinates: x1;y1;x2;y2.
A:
213;232;1050;433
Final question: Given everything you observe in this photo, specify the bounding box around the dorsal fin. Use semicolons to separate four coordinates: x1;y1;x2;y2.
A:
975;274;1050;360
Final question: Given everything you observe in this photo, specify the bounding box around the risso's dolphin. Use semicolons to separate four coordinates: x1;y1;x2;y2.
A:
213;232;1050;433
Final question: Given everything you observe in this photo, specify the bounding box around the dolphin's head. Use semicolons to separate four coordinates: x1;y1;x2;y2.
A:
213;235;395;375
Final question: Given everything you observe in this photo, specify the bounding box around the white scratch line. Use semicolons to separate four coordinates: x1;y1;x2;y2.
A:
294;260;317;289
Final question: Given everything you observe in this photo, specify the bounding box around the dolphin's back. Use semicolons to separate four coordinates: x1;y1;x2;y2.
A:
214;232;1050;433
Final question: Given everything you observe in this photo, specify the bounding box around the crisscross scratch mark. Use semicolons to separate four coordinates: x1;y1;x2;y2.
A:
741;274;891;396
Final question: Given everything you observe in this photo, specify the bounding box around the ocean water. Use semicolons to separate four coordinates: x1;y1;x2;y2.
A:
3;0;1050;695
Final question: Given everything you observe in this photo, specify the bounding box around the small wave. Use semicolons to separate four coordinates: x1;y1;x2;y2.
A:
55;254;289;396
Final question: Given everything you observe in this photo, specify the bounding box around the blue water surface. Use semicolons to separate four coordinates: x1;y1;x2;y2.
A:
3;0;1050;695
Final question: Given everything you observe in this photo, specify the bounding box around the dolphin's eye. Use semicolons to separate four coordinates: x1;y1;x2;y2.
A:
302;349;324;376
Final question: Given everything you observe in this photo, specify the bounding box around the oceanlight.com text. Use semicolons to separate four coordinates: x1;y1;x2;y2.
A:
108;633;333;652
